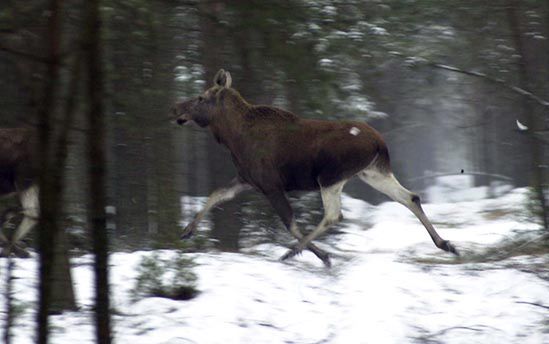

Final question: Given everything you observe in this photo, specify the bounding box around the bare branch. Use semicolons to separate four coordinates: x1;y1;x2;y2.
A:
391;52;549;109
428;62;549;108
515;301;549;311
0;44;50;63
407;172;513;182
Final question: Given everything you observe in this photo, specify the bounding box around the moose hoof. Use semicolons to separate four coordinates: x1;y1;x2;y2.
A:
440;240;459;256
180;221;199;240
0;245;30;258
281;244;332;267
308;246;331;267
13;246;30;258
180;225;196;240
317;252;331;268
280;245;304;262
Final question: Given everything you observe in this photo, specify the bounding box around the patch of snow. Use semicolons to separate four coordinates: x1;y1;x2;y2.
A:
321;6;337;17
1;188;548;344
341;95;388;119
319;58;334;68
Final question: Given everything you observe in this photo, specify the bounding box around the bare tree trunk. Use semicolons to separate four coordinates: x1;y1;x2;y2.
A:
3;256;14;344
84;0;112;342
145;3;181;242
506;0;548;230
2;211;16;344
36;0;82;337
199;1;243;250
37;0;63;342
48;48;82;316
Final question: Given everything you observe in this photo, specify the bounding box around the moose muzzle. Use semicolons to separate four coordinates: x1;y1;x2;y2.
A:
176;114;191;126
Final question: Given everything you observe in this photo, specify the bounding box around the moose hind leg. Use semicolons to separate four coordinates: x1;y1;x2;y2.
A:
359;168;458;255
181;178;251;239
281;180;346;262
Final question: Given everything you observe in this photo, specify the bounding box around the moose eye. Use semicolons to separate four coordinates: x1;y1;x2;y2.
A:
198;96;204;102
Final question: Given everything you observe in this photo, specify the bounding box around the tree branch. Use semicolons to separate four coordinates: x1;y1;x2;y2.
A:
0;39;86;64
407;171;513;182
428;62;549;107
516;301;549;311
391;52;549;109
0;44;50;63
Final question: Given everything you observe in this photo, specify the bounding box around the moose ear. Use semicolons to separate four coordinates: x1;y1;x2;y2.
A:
213;69;231;88
213;69;225;86
224;71;232;88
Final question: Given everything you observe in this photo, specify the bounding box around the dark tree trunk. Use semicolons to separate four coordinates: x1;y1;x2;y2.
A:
36;0;62;342
84;0;112;342
506;0;548;230
48;48;82;316
200;1;243;250
107;4;150;246
3;211;15;344
140;2;181;243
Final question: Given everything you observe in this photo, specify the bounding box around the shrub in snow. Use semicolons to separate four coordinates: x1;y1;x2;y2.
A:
525;187;549;229
132;251;199;301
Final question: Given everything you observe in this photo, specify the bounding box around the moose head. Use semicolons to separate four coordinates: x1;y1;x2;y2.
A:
173;69;233;128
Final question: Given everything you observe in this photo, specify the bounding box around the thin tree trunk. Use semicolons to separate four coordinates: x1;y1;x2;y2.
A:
199;1;243;250
37;0;63;342
506;0;548;230
3;211;15;344
145;3;181;242
48;50;82;316
84;0;112;342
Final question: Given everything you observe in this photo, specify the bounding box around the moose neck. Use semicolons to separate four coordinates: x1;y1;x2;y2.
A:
209;89;251;151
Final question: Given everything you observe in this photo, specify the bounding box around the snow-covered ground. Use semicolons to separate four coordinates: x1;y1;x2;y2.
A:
1;187;549;344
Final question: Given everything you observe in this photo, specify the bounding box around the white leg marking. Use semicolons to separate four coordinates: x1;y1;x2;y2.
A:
198;182;251;217
294;180;346;251
359;168;453;251
359;169;412;206
13;184;39;243
182;179;251;238
289;221;304;240
320;181;345;226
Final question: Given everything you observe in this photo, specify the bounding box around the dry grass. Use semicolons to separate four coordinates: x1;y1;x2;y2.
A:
413;230;549;266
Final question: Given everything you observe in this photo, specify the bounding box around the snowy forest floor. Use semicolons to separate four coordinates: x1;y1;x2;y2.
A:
1;187;549;343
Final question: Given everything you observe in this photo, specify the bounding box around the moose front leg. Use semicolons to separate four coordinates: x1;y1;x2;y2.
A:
265;191;332;267
181;178;252;239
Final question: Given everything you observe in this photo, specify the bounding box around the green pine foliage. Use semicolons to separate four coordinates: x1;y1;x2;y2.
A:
132;251;199;302
526;187;549;230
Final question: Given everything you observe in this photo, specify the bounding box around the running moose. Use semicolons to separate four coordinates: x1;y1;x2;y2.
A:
173;69;458;267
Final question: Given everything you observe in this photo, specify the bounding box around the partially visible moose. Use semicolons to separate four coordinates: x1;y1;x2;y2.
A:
173;69;458;267
0;128;38;257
